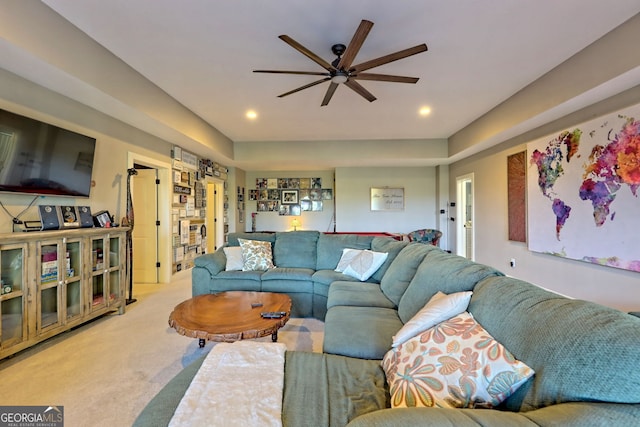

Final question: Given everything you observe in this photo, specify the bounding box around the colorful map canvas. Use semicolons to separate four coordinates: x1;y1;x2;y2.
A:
527;104;640;273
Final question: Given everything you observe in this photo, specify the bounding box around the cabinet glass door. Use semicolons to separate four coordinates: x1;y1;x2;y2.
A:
1;297;23;346
1;246;26;348
64;240;83;320
39;242;61;330
91;238;106;310
108;236;121;304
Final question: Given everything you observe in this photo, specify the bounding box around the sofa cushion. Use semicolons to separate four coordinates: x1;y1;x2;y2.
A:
336;249;389;281
335;248;361;272
261;268;315;294
397;250;502;323
316;234;374;270
312;269;362;288
370;237;409;282
382;312;534;409
227;232;276;247
379;243;436;306
210;270;263;292
470;276;640;411
261;267;315;282
238;238;275;271
323;306;402;359
223;246;243;271
327;282;396;310
283;352;388;427
392;290;472;347
274;231;319;269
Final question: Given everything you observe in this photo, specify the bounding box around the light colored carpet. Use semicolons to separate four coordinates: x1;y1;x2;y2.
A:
0;273;324;427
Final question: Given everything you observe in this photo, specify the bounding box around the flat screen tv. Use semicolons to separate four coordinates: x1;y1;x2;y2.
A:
0;108;96;197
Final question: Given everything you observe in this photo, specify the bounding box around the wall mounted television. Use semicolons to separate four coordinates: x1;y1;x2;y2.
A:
0;108;96;197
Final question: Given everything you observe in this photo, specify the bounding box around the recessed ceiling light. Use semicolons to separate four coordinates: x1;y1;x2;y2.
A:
246;110;258;120
419;106;431;116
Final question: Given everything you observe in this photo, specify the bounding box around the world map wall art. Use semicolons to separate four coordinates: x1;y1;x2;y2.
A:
527;104;640;273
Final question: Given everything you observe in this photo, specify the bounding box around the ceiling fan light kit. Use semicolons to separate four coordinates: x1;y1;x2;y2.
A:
254;19;427;106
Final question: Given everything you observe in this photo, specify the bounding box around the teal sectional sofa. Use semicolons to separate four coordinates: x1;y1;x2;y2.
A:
135;231;640;426
192;231;408;320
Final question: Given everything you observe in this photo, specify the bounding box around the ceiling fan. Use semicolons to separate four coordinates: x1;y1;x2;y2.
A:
254;19;428;106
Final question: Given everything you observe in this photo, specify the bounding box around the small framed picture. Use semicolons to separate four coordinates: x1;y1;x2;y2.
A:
281;190;298;205
59;206;80;228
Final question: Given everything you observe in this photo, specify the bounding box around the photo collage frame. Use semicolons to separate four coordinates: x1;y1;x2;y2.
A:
250;178;332;216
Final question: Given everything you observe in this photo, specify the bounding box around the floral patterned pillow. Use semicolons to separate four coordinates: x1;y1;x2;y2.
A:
382;312;534;409
238;238;275;271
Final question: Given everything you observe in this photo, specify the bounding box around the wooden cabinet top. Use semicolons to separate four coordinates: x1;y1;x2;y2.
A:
0;227;130;244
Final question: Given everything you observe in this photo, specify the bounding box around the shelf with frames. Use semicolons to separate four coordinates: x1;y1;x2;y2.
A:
0;227;128;359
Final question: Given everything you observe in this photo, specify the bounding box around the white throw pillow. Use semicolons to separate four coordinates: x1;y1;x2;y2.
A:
223;246;244;271
335;248;362;272
340;249;388;281
392;291;472;347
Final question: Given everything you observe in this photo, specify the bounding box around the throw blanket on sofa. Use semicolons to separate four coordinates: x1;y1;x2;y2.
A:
169;341;287;427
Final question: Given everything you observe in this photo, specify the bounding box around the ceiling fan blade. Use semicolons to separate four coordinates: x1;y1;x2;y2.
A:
351;44;428;73
254;70;330;76
352;73;419;84
278;77;331;98
321;83;339;106
337;19;373;70
279;35;336;71
344;79;376;103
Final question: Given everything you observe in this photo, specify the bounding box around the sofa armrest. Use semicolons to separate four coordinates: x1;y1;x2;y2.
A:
193;249;227;276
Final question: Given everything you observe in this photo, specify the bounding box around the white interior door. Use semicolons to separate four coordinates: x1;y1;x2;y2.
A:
132;168;158;283
456;174;474;260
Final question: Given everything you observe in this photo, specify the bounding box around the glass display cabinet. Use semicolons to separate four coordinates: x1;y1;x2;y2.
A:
0;244;27;352
0;227;128;360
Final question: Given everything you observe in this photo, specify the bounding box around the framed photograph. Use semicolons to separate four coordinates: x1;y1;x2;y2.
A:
288;178;300;189
322;189;333;200
256;178;267;189
299;178;311;189
268;189;280;200
281;189;298;204
309;189;322;200
59;205;80;228
279;205;291;215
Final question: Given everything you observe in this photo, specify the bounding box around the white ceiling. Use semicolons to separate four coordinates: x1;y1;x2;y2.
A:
8;1;640;169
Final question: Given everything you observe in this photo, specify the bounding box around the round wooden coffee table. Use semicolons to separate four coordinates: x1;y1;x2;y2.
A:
168;291;292;347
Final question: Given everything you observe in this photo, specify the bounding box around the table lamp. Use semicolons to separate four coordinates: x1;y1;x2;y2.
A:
291;217;301;231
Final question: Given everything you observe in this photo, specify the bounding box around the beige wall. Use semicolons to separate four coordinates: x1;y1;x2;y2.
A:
0;68;173;234
244;170;335;232
334;166;440;235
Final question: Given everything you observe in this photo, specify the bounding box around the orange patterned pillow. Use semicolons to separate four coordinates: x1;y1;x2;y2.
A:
382;312;534;409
